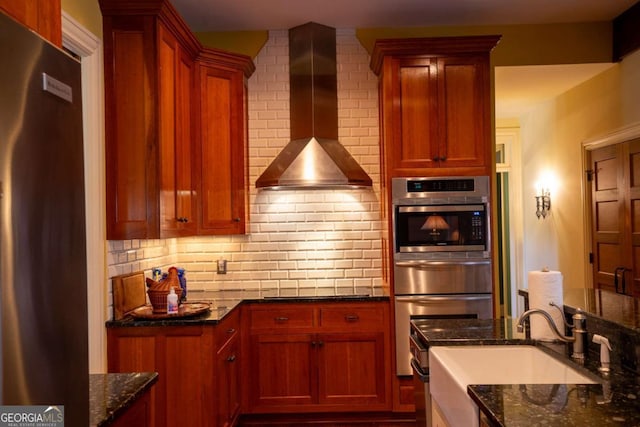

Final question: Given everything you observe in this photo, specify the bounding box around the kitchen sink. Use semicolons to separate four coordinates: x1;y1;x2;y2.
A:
429;345;599;427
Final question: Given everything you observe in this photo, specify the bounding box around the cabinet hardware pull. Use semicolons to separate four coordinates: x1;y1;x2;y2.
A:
227;354;236;362
274;316;289;322
318;341;324;347
345;314;359;322
311;341;316;347
233;217;241;222
227;328;236;334
177;217;188;223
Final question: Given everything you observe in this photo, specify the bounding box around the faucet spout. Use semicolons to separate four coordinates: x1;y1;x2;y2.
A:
516;306;587;360
516;308;574;343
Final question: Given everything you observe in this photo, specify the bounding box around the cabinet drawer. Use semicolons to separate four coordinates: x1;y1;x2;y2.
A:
250;306;314;330
320;305;384;329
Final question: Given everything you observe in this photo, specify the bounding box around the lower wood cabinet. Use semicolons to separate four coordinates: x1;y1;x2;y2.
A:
107;309;240;427
243;301;391;413
112;387;153;427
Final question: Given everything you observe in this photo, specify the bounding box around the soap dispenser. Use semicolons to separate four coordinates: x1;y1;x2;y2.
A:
167;287;179;314
592;334;612;373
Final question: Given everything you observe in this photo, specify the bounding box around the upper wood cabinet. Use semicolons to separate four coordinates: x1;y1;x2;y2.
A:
195;50;253;235
0;0;61;46
370;36;500;178
100;0;254;240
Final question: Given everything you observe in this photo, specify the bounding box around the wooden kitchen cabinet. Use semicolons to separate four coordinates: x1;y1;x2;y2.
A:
107;325;215;427
101;0;201;239
108;310;241;427
0;0;61;46
244;301;391;413
194;50;253;235
370;36;500;178
100;0;254;239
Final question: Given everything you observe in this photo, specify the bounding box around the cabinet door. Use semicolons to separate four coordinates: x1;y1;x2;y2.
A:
317;332;387;408
437;55;490;170
196;65;247;235
249;333;316;408
107;331;159;427
0;0;61;46
217;334;240;427
390;57;440;172
158;24;196;237
104;16;158;239
107;327;213;427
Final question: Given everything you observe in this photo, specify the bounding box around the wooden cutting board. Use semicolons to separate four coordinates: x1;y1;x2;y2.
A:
112;271;147;320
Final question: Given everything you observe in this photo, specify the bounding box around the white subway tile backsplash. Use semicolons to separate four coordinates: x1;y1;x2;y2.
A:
106;29;383;310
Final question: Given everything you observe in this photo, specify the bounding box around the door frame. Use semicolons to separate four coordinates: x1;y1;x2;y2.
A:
581;121;640;289
495;127;524;318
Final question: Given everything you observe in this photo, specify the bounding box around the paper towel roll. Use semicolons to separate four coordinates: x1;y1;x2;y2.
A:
528;270;564;341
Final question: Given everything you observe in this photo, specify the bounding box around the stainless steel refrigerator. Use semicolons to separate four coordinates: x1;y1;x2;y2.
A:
0;11;89;426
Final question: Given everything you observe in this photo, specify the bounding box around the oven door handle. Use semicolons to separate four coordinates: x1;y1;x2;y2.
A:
395;260;490;267
395;294;492;303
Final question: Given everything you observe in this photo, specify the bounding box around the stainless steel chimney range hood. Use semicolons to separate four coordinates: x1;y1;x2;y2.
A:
255;22;373;190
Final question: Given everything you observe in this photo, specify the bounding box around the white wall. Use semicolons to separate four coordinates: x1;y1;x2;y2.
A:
518;49;640;290
106;29;384;317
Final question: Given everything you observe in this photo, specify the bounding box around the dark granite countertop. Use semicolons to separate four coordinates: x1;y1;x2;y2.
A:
90;372;158;426
106;293;389;327
415;317;640;427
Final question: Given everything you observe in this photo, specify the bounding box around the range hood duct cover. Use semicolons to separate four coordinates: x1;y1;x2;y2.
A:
255;22;372;189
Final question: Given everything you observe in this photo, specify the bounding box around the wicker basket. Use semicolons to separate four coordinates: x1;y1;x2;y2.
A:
147;267;183;313
148;287;183;313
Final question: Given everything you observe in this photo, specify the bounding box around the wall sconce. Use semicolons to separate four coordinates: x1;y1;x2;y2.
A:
535;188;551;219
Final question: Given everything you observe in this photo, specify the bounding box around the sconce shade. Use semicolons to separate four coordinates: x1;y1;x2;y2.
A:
421;214;450;231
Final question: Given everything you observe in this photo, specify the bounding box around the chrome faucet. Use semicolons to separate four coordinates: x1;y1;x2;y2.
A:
516;303;587;360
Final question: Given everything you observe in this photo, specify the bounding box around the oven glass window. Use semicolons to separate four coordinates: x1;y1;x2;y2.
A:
395;205;486;251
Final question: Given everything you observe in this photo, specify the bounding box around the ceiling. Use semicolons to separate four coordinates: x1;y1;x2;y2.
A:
171;0;636;119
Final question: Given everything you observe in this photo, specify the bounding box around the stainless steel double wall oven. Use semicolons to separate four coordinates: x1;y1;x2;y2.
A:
392;176;493;377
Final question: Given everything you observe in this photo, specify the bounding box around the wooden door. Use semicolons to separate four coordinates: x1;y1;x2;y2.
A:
590;140;639;296
317;332;387;408
158;24;196;237
249;333;316;408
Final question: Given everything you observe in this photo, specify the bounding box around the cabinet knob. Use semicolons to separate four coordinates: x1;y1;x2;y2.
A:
227;328;236;334
274;316;289;322
311;341;316;347
227;354;236;363
177;217;189;223
233;217;241;222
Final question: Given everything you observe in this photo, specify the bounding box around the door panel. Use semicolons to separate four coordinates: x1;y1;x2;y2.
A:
590;140;639;296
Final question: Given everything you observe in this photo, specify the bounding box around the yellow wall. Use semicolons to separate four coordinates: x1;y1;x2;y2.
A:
61;0;102;38
357;22;612;66
517;49;640;289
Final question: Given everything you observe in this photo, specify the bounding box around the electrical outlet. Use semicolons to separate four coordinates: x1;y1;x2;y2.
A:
217;259;227;274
